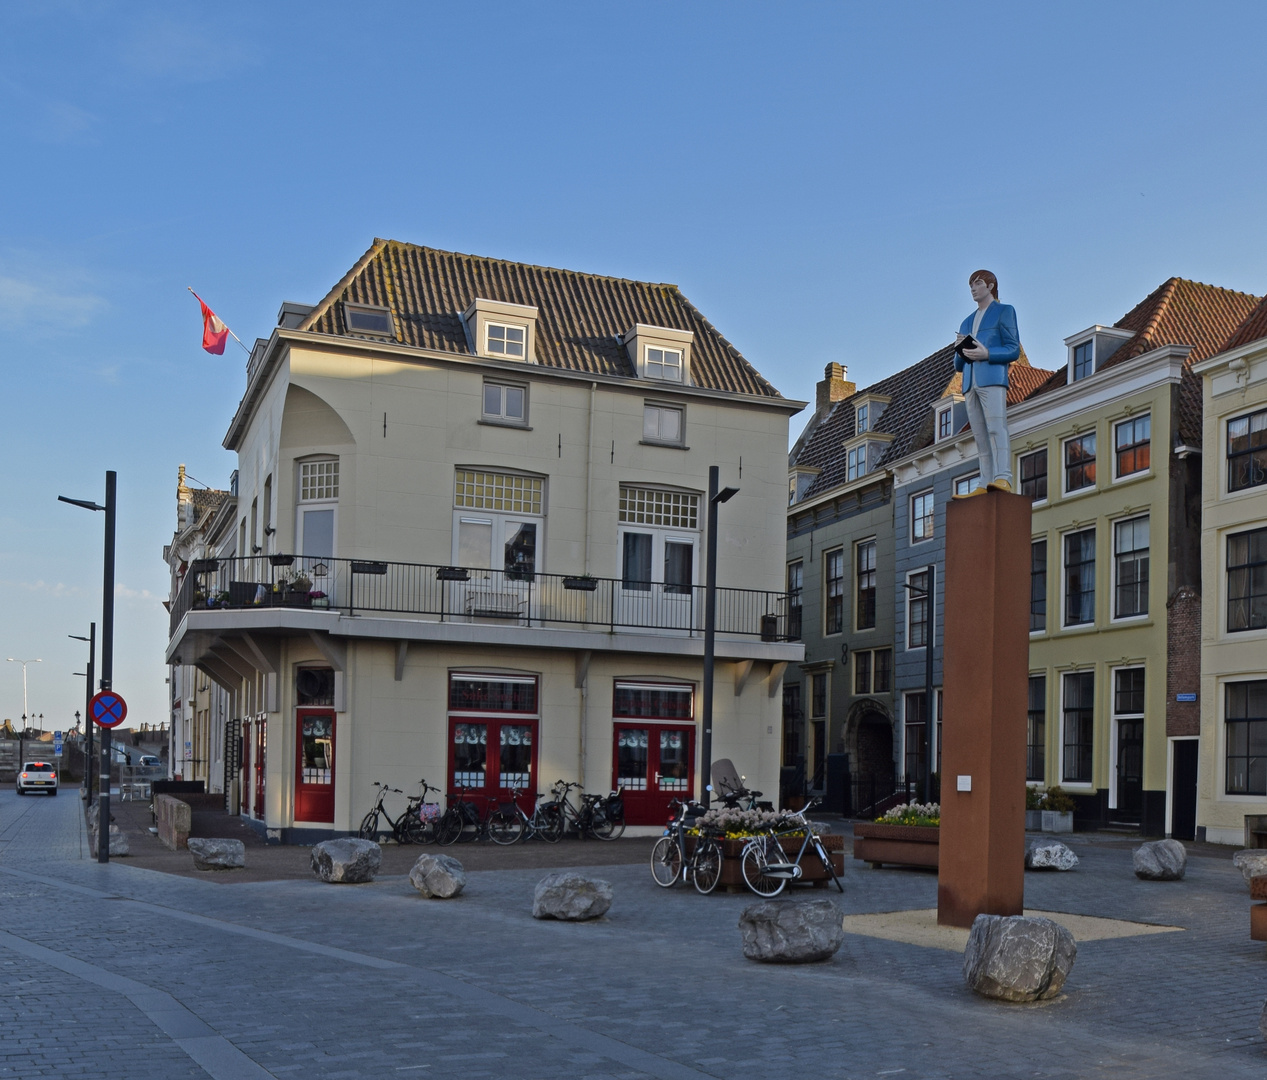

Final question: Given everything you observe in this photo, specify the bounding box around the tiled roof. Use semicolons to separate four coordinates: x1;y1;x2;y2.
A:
297;239;783;399
1219;293;1267;353
190;489;229;513
1027;278;1260;443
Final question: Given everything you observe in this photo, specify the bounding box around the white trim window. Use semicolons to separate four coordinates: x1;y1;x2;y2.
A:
856;402;869;434
1063;527;1096;627
906;568;931;649
1110;666;1145;809
486;323;526;359
300;459;339;502
953;473;982;497
343;302;393;337
911;491;934;543
1061;669;1095;785
1114;414;1151;479
1226;680;1267;795
643;403;684;445
1019;448;1048;502
1112;515;1149;619
483;381;527;424
453;470;545;580
1064;432;1097;493
847;444;867;481
1072;340;1094;382
297;457;339;567
1227;407;1267;493
645;346;683;382
937;406;953;441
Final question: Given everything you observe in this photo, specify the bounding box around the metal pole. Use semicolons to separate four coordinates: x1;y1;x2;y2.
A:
98;472;116;864
924;563;936;806
85;624;95;800
701;466;719;809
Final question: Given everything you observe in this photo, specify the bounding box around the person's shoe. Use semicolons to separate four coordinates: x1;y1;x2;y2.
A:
952;486;988;500
987;479;1013;493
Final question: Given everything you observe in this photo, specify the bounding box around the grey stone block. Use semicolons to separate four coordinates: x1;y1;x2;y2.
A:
311;838;381;883
188;838;246;871
90;823;129;856
963;914;1076;1002
409;853;466;898
1133;839;1187;881
739;898;846;963
1233;849;1267;886
1025;839;1079;871
532;872;612;920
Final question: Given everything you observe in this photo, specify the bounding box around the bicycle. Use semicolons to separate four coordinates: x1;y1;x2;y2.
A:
540;781;626;841
650;798;724;894
739;799;844;897
435;785;486;846
484;785;559;844
359;781;431;844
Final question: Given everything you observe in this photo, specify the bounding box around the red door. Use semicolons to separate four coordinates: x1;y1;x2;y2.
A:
295;709;335;823
241;720;252;817
613;723;695;826
448;718;538;814
253;717;267;821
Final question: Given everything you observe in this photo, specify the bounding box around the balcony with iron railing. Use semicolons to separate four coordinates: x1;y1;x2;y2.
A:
169;554;798;644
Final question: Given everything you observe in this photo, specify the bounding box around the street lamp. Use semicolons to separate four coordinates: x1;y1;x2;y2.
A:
6;658;42;727
902;564;937;805
70;626;96;800
699;465;740;809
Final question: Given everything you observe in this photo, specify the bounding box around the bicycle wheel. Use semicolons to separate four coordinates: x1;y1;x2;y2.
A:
358;810;380;841
435;808;463;846
402;814;430;844
488;808;525;846
740;836;786;897
692;836;723;895
650;836;683;887
815;839;845;893
590;807;626;841
535;806;564;844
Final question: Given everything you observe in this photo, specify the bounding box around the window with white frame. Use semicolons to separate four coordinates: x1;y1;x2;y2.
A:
483;381;527;424
485;323;526;358
854;647;891;694
300;459;339;501
1063;528;1096;626
953;473;982;497
1027;675;1046;782
1019;448;1048;501
911;491;934;543
1072;340;1094;382
453;470;546;579
1228;407;1267;492
1226;680;1267;795
1031;539;1047;633
824;549;844;634
643;403;684;445
937;406;953;441
856;539;876;630
1227;526;1267;632
847;444;867;481
1062;670;1094;783
1064;433;1097;492
1114;414;1151;478
619;487;699;529
907;568;931;649
787;561;803;641
1113;516;1149;619
343;302;393;336
645;346;683;382
856;402;869;433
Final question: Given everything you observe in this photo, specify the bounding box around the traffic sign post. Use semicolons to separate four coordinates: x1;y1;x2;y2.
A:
89;691;127;728
54;730;62;758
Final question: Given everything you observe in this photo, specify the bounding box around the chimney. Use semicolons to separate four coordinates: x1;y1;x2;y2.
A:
816;362;855;412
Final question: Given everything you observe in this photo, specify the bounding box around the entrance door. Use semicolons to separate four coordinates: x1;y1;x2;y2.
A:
1115;719;1143;822
253;717;267;821
616;530;695;631
241;719;252;817
295;709;335;823
297;505;337;604
1171;739;1198;841
452;515;538;622
447;718;538;815
613;723;695;826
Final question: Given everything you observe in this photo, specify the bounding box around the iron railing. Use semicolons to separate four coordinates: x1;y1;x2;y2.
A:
170;554;796;643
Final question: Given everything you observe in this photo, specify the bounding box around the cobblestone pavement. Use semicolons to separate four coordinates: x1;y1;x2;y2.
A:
0;789;1264;1079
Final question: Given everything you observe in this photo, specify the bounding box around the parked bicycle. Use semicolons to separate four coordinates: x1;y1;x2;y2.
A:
738;799;843;897
483;784;563;844
359;780;436;844
435;785;488;845
537;780;626;841
650;798;723;894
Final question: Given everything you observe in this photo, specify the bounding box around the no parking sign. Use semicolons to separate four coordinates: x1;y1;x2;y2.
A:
89;691;127;728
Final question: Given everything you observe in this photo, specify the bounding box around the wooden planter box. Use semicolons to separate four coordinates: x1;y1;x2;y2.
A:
688;834;845;889
852;822;940;869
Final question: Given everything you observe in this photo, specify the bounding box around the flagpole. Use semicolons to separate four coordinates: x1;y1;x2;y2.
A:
187;287;251;355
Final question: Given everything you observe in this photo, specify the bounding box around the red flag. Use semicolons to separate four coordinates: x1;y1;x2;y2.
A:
191;290;229;354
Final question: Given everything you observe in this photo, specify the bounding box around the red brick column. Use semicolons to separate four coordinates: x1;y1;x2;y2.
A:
937;490;1032;928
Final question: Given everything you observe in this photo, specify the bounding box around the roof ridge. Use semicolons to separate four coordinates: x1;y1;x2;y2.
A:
1128;276;1179;347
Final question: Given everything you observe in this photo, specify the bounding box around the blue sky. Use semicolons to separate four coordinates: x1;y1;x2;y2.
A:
3;0;1266;730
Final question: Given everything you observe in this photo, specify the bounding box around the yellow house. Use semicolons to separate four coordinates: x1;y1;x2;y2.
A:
165;240;805;840
1194;299;1267;846
1009;279;1257;837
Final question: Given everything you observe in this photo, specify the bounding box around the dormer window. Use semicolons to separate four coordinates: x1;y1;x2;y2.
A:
848;444;868;481
486;323;526;359
856;403;869;433
1073;341;1094;382
788;466;820;505
343;302;393;337
1064;325;1133;384
646;346;683;382
937;406;953;440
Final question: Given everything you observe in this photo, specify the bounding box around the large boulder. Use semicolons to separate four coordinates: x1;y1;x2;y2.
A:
90;822;129;857
409;853;466;898
1233;850;1267;886
963;915;1076;1002
532;873;613;921
739;898;846;963
1133;839;1186;881
311;838;381;883
1025;839;1079;872
188;838;246;871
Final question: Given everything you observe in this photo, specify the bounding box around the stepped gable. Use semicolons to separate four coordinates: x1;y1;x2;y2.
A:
296;239;782;399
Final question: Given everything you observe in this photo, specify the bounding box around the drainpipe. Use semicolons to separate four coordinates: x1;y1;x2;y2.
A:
584;381;596;574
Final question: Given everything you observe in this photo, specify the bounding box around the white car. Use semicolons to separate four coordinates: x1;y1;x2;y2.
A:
17;761;58;796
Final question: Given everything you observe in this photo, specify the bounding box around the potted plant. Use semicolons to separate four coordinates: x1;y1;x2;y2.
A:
1025;786;1044;831
1040;786;1075;833
309;590;329;609
853;802;941;870
563;574;599;591
686;807;844;888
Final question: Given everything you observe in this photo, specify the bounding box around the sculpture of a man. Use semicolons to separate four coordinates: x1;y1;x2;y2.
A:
954;270;1020;494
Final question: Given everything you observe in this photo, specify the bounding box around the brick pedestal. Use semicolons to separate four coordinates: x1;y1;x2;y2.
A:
937;490;1032;928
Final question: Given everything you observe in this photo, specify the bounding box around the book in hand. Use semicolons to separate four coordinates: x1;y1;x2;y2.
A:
954;334;980;357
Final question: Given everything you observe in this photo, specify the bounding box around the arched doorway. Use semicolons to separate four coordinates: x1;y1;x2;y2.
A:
843;699;894;816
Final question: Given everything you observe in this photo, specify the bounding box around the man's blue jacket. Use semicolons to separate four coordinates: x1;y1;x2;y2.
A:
955;301;1020;390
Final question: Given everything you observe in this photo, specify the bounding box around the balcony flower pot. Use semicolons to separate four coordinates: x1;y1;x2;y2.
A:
310;593;330;609
1041;810;1073;833
563;576;599;591
437;567;469;582
852;822;940;870
269;554;294;567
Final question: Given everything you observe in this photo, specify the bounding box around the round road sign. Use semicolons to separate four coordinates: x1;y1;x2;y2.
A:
89;691;127;728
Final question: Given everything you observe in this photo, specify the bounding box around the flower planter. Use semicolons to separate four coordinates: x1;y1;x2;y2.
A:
687;834;844;889
1041;810;1073;833
852;822;940;869
1025;810;1043;831
311;598;330;609
562;577;599;591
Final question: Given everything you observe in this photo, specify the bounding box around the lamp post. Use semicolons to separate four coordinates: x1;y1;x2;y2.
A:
69;626;95;799
6;658;42;728
59;471;116;864
902;564;937;805
700;465;739;809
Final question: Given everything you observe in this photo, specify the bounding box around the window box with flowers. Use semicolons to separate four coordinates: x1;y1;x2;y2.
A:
852;802;941;869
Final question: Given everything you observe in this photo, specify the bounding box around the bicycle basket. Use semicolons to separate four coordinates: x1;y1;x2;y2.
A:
460;802;482;826
605;795;625;819
419;803;440;822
